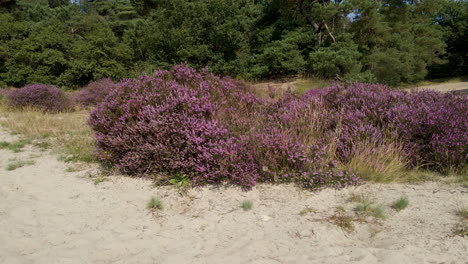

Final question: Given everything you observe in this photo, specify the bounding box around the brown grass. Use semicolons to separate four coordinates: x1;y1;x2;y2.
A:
0;100;96;163
344;139;413;183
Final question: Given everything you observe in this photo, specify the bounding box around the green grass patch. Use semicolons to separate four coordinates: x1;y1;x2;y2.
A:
391;197;409;211
169;173;191;193
6;159;35;171
355;201;385;219
93;176;106;185
0;138;32;153
295;78;329;95
147;197;164;211
241;200;253;211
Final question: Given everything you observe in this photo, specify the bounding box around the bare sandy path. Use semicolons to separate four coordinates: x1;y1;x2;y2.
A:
0;128;467;264
409;81;468;93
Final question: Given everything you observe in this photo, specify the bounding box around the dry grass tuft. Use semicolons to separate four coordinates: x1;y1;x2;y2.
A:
328;206;355;232
344;139;413;183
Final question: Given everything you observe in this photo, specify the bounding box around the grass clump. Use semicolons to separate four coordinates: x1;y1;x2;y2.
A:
241;200;253;211
454;207;468;219
354;201;385;219
391;197;409;211
345;141;410;183
452;206;468;237
328;206;355;232
348;192;373;204
147;197;164;211
0;138;31;153
93;176;106;185
6;160;35;171
452;223;468;237
169;173;191;193
299;207;318;216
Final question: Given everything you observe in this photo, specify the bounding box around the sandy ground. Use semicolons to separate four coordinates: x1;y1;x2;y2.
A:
409;81;468;93
0;127;467;264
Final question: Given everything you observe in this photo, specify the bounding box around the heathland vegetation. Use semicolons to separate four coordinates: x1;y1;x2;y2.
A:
1;64;466;190
0;0;467;190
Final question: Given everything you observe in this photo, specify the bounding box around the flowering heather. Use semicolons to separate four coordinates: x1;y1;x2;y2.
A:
74;79;119;107
389;90;468;169
322;83;406;160
6;84;72;112
89;65;358;189
89;65;260;188
321;83;468;171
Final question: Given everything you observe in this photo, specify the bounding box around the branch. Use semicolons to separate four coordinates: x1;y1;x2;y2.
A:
298;0;320;32
323;23;336;43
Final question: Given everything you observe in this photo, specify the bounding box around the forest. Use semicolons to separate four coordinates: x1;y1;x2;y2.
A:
0;0;467;89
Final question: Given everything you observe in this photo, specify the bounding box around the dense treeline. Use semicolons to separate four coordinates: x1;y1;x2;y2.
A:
0;0;466;88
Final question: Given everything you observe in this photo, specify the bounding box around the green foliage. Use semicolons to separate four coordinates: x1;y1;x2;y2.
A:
5;159;35;171
0;138;31;152
169;172;191;193
391;197;409;211
309;36;362;79
93;176;106;185
355;201;385;219
251;29;310;78
241;200;253;211
0;0;462;87
147;197;163;211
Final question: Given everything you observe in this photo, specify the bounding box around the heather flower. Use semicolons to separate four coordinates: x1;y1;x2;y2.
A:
321;83;467;171
89;64;358;190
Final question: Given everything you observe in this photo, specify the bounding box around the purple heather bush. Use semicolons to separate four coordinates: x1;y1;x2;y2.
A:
6;84;72;112
389;90;467;169
89;64;358;190
74;79;119;107
320;83;468;171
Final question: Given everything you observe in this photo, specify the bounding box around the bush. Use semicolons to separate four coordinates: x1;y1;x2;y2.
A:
309;39;362;79
89;65;260;188
6;84;72;112
89;64;359;190
390;91;468;169
322;83;468;171
322;82;406;160
74;79;119;107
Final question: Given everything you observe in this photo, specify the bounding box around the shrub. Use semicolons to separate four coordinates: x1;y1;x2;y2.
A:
89;65;260;189
322;83;468;171
309;39;362;79
322;82;406;161
6;84;72;112
89;64;359;190
389;91;468;170
74;79;119;107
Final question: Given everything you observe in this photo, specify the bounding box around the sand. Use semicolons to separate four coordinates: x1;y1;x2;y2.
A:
410;81;468;93
1;128;467;264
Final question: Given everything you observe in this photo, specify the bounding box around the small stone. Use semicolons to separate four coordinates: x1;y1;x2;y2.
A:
260;215;271;222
